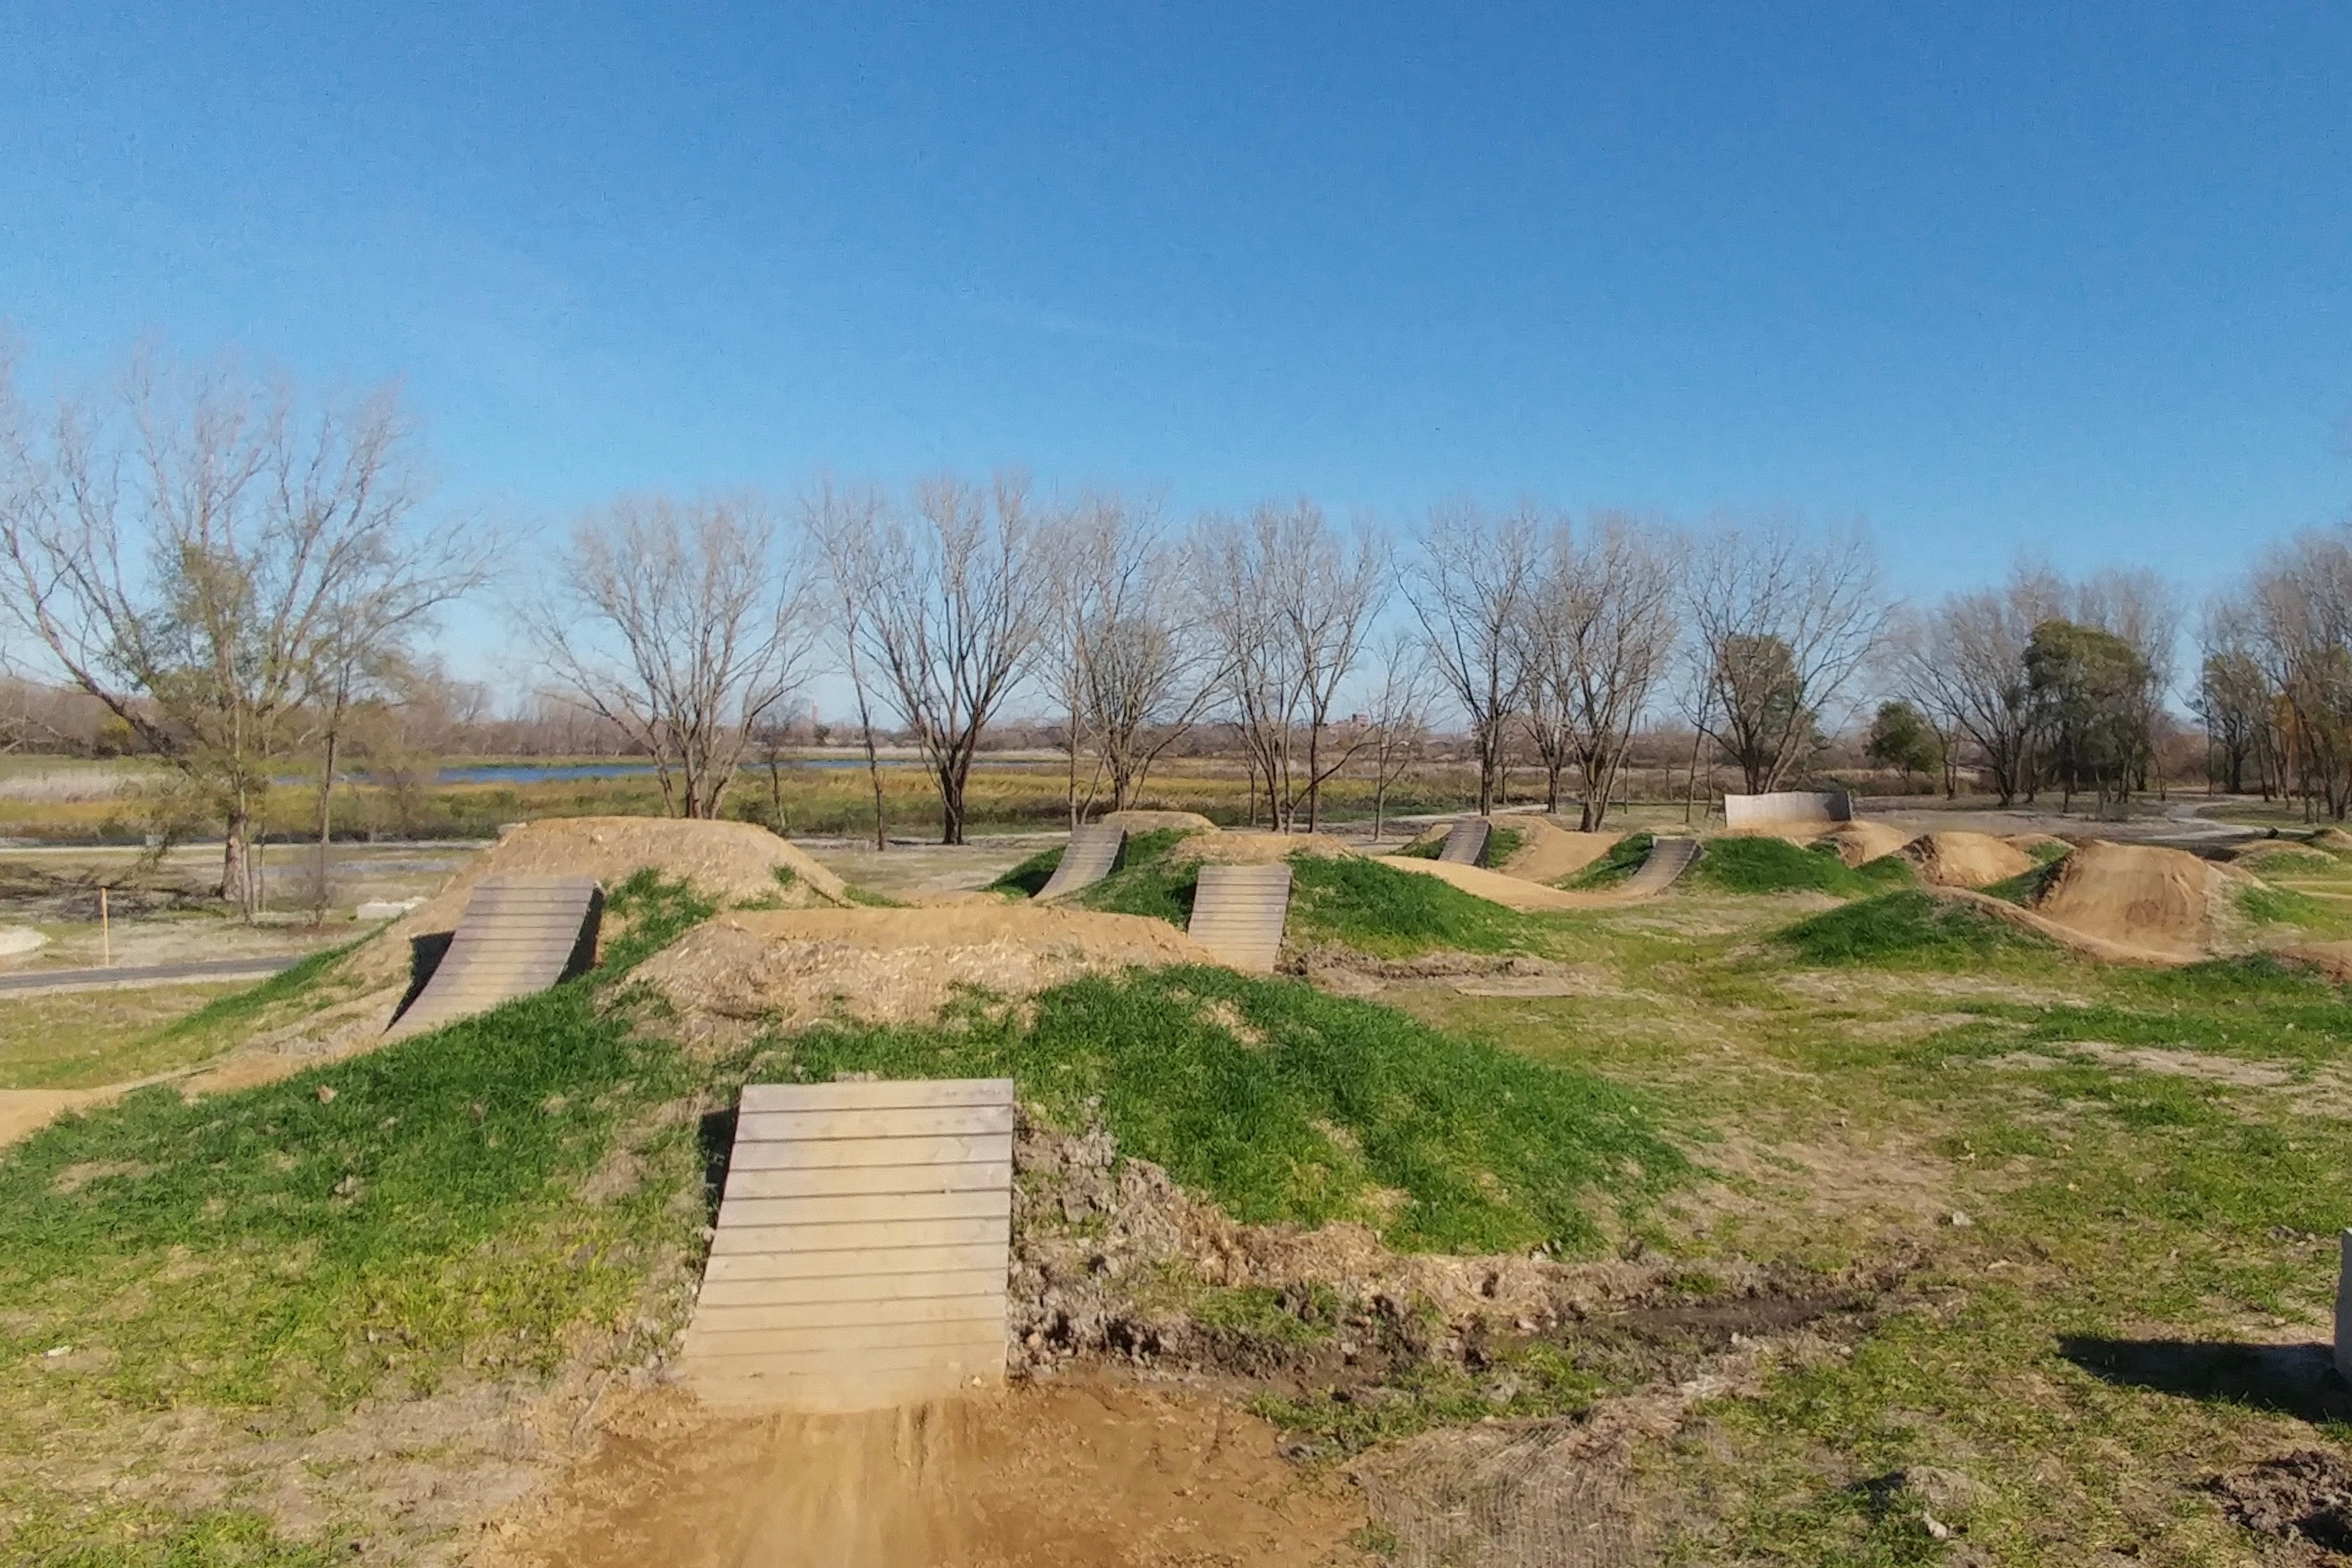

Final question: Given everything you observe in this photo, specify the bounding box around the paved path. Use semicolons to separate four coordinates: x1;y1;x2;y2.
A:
0;954;300;996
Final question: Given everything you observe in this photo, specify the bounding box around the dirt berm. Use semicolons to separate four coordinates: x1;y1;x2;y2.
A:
1163;829;1358;865
635;905;1221;1032
1097;808;1217;833
1935;841;2227;964
1904;830;2033;889
1817;821;1912;867
343;817;847;991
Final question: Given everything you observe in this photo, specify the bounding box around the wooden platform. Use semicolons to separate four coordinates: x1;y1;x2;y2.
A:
388;875;601;1037
1438;818;1493;866
681;1078;1016;1412
1187;862;1291;973
1036;822;1125;900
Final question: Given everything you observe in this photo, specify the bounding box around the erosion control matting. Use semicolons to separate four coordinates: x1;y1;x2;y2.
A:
1187;862;1293;972
1036;822;1125;900
388;875;601;1037
681;1078;1016;1413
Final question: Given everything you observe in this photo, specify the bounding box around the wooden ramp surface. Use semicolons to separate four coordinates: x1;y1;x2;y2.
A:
389;875;600;1037
1439;818;1493;866
1188;862;1291;972
1623;836;1701;895
681;1078;1015;1412
1036;822;1125;900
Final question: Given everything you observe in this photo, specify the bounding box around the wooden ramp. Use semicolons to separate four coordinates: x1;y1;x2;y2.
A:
1622;836;1700;895
389;875;601;1037
1438;818;1493;866
1187;862;1292;972
681;1078;1015;1412
1036;822;1125;900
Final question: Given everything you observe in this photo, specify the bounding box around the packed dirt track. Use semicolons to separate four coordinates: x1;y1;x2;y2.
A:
479;1379;1369;1568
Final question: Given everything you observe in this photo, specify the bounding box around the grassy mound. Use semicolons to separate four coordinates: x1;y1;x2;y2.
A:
1692;836;1914;896
780;965;1687;1255
0;873;713;1415
1564;831;1651;889
988;843;1064;897
2238;883;2352;939
1286;855;1533;956
1074;827;1201;925
1482;825;1525;866
1777;889;2056;967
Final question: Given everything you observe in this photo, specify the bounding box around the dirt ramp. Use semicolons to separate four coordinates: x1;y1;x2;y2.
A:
1498;818;1623;883
1906;831;2034;889
1165;830;1359;866
482;1380;1365;1568
2033;841;2220;960
1819;821;1912;867
637;905;1219;1030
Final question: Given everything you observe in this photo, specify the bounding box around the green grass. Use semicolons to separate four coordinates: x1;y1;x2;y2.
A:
988;844;1064;896
1776;889;2059;968
1482;825;1525;867
1074;827;1202;926
1982;853;2069;906
777;965;1689;1255
1286;854;1537;957
2238;882;2352;937
1564;831;1651;889
1690;836;1914;896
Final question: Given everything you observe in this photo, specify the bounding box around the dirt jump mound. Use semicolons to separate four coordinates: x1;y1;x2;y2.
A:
1499;818;1623;882
1818;821;1912;867
636;905;1218;1032
1165;829;1359;866
1097;808;1217;834
1905;830;2034;889
2032;841;2219;959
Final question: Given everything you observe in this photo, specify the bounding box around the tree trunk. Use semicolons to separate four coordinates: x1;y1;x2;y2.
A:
313;724;339;926
222;796;253;920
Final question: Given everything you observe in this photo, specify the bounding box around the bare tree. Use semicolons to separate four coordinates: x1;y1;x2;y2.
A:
1684;521;1887;795
2193;594;2277;797
1405;503;1537;814
1195;502;1387;831
853;473;1051;845
1;352;476;916
1048;492;1219;821
528;494;816;819
1361;626;1433;842
1894;563;2065;808
2247;527;2352;819
805;478;895;849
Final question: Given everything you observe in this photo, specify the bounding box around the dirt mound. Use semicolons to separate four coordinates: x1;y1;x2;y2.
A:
2210;1449;2352;1553
2004;832;2071;856
2231;840;2339;870
1098;808;1217;834
2032;840;2217;959
636;905;1219;1031
1378;856;1593;911
1905;830;2034;889
2313;828;2352;858
344;817;844;990
1165;830;1359;866
1497;818;1622;882
1817;821;1912;867
480;1378;1366;1568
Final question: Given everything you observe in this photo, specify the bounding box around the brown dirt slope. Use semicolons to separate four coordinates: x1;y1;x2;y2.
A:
636;905;1220;1031
1818;821;1913;867
1165;830;1359;866
1377;856;1594;911
1906;830;2034;889
1099;808;1217;834
2033;840;2218;960
1498;818;1621;882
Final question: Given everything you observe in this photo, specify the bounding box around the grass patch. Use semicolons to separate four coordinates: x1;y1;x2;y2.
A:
1564;831;1651;889
777;965;1688;1255
840;884;903;907
595;869;718;971
1075;828;1201;926
988;844;1064;897
1690;836;1908;897
2238;883;2352;938
1982;853;2069;906
1286;855;1536;957
0;983;244;1091
1482;825;1524;867
1777;889;2058;968
161;942;359;1044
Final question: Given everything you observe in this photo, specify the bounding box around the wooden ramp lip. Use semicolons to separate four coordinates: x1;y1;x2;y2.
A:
1623;836;1701;895
1186;861;1292;973
1439;817;1494;866
1036;823;1127;900
388;873;602;1036
684;1077;1016;1412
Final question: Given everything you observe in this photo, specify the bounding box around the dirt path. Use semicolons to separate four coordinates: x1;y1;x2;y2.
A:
482;1378;1368;1568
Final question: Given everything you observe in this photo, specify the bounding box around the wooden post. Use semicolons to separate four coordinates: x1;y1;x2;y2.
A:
100;886;110;968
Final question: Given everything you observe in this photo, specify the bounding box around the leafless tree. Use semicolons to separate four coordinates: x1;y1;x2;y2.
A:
2193;594;2278;797
2246;527;2352;819
1516;513;1681;829
853;473;1051;845
1405;503;1537;814
1195;502;1387;831
1047;491;1219;822
1893;563;2065;808
528;493;816;820
1684;520;1888;795
0;352;481;916
1361;626;1433;842
805;477;895;848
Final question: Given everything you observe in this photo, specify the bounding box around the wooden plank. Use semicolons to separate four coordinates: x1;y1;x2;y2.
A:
722;1162;1010;1200
735;1104;1015;1142
707;1215;1009;1255
716;1188;1010;1229
1187;862;1291;973
703;1243;1005;1283
1037;823;1125;900
688;1291;1005;1334
725;1133;1010;1171
738;1079;1015;1114
694;1268;1005;1308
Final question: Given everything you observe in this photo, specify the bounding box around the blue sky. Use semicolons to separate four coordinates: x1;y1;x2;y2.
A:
4;1;2348;678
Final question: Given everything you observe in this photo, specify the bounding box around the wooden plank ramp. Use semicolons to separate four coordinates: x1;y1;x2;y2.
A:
1187;862;1291;973
681;1078;1016;1412
1622;836;1700;896
1036;822;1125;900
1438;818;1493;866
388;875;601;1037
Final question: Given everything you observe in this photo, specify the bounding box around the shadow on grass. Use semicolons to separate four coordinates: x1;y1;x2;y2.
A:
2060;1335;2352;1422
697;1103;737;1224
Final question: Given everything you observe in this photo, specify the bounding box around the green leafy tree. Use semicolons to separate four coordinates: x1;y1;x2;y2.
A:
1864;699;1943;789
2024;620;2154;812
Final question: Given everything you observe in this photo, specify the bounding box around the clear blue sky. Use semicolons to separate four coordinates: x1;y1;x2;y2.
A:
4;1;2348;617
